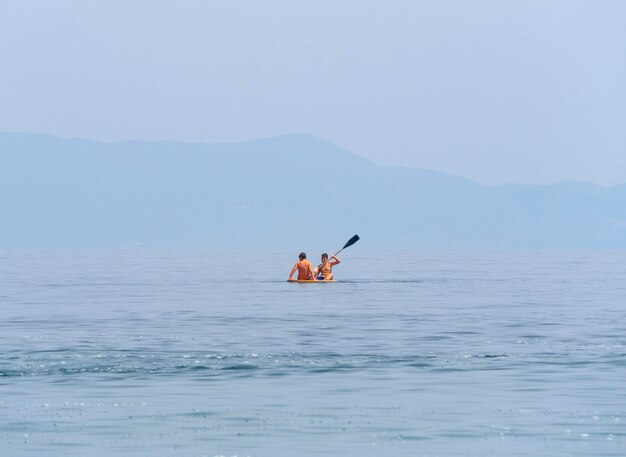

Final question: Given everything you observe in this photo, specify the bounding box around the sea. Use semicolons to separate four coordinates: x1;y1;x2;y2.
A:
1;249;625;456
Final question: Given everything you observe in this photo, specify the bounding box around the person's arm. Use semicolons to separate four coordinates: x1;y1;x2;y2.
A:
330;255;341;266
308;263;315;280
289;263;298;280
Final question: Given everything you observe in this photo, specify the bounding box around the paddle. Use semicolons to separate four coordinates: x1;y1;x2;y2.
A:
333;234;360;257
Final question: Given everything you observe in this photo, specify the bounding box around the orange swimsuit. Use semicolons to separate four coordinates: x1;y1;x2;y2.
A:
317;261;333;280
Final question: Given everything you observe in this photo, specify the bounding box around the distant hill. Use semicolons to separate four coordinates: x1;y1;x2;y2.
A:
1;132;625;248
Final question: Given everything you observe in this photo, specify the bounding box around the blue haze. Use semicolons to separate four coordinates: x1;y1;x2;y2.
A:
2;132;626;249
1;1;625;185
2;3;626;456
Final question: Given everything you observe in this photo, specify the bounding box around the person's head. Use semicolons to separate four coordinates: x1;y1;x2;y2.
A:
321;253;328;262
299;252;306;260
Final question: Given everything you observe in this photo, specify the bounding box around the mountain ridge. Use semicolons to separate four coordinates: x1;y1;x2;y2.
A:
1;132;625;248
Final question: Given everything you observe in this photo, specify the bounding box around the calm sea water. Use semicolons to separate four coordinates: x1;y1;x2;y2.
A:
1;249;625;456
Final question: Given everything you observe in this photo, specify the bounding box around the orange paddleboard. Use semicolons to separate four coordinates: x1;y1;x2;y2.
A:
288;279;337;283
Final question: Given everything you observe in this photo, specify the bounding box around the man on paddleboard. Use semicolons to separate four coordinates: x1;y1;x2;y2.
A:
314;253;340;281
288;252;315;281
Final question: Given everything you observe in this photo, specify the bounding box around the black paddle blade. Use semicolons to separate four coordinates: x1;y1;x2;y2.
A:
342;234;360;249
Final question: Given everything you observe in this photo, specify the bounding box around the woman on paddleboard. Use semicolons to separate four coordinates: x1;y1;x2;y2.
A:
314;253;341;281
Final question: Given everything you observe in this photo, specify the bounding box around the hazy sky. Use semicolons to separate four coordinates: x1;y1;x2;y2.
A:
1;1;625;185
